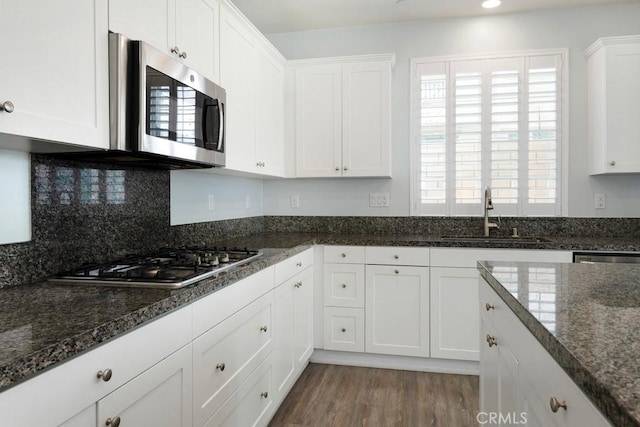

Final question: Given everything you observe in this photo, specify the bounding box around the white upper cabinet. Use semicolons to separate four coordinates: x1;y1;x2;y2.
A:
290;55;394;178
109;0;219;82
219;1;285;177
0;0;109;149
586;35;640;175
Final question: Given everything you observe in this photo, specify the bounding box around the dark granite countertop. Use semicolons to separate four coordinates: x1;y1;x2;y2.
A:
1;231;639;395
478;260;640;427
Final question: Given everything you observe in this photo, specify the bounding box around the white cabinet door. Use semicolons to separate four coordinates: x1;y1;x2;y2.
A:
430;267;479;361
175;0;218;82
479;317;499;417
109;0;172;56
273;276;295;404
293;266;314;365
365;265;429;357
273;265;314;404
219;6;257;172
0;0;108;149
255;49;285;176
587;36;640;174
110;0;218;82
219;3;285;177
342;61;391;177
295;65;343;177
97;344;193;427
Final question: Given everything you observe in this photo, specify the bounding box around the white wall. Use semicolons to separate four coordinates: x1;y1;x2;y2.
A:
0;149;31;243
170;170;263;225
263;3;640;217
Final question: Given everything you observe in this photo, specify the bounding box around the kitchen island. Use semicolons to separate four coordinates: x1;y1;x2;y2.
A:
478;260;640;427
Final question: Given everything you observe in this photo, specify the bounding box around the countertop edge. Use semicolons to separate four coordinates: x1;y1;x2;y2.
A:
477;261;638;427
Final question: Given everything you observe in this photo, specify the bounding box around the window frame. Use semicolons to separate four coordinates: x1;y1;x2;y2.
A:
409;48;569;217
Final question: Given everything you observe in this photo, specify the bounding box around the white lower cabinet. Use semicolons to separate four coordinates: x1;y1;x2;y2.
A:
273;262;314;404
203;356;274;427
430;248;573;363
192;291;274;427
479;278;611;427
430;267;479;361
97;344;193;427
365;265;429;357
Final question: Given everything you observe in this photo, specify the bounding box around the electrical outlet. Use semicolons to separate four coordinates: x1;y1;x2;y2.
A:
290;194;300;208
369;193;390;207
208;194;215;211
594;193;606;209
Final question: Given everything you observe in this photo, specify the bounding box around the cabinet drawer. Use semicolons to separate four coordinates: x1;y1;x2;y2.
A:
324;263;365;308
323;307;365;352
97;344;193;427
193;266;274;338
365;246;429;266
324;245;365;264
204;356;273;427
274;248;314;284
0;305;192;427
193;291;274;427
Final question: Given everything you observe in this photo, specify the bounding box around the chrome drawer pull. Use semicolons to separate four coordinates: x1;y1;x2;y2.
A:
260;325;268;333
97;369;112;382
485;303;495;311
216;363;226;372
550;397;567;412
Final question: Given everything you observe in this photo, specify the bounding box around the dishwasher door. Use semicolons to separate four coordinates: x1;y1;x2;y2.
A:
573;251;640;264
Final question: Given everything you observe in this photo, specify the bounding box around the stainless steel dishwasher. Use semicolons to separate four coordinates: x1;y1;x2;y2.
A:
573;251;640;264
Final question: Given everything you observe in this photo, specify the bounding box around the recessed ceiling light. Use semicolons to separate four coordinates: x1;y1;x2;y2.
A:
482;0;502;8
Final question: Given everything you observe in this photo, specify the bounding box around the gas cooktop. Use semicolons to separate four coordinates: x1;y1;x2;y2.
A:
48;247;262;289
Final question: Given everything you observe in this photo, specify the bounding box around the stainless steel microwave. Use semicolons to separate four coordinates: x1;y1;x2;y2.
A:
109;33;225;168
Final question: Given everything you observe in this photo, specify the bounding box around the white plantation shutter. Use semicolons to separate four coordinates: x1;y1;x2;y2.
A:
413;51;564;216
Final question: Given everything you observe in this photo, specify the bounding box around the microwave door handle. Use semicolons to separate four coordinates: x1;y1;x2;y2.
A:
217;103;224;151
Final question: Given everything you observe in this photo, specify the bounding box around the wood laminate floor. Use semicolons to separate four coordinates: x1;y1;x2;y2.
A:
269;363;479;427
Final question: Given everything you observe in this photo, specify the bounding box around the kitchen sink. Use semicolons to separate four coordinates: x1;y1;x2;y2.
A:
440;236;551;244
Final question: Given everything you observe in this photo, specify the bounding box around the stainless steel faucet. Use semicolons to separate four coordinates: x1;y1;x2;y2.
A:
483;186;500;237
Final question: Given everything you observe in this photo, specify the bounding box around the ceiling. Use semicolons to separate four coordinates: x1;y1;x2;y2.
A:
231;0;638;34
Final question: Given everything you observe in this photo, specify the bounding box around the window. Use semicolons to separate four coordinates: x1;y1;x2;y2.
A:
410;50;567;216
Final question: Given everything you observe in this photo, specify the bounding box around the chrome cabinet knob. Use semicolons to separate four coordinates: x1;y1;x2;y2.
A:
341;283;347;288
335;167;340;171
294;281;302;288
216;363;225;371
485;303;495;311
341;253;346;258
1;101;14;113
341;328;346;332
260;325;268;332
343;166;348;171
296;261;302;267
394;254;399;259
486;334;497;347
609;160;616;166
170;46;181;56
179;51;187;59
106;417;121;427
97;369;112;382
550;397;567;412
261;391;269;399
394;269;399;274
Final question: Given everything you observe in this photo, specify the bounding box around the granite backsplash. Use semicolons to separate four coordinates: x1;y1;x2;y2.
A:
1;154;639;288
